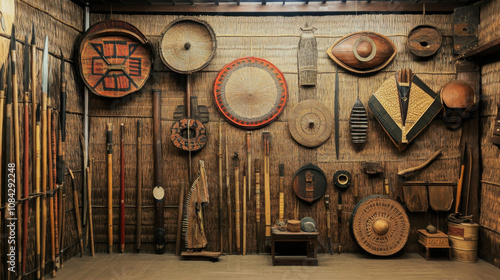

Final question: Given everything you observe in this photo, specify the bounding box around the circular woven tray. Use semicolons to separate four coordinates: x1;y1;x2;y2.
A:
160;17;216;74
214;57;288;129
289;100;333;147
350;195;409;256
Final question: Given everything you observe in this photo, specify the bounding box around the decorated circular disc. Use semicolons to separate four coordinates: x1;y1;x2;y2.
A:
214;57;288;129
160;17;216;74
289;100;333;147
408;25;442;58
78;20;153;98
170;118;207;152
350;195;410;256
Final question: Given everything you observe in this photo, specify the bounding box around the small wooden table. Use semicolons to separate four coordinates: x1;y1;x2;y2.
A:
271;227;319;266
418;229;450;260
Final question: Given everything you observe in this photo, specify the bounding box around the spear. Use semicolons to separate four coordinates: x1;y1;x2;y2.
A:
40;36;49;280
21;34;30;277
31;25;42;280
0;65;4;279
47;63;56;277
5;55;15;280
11;25;23;278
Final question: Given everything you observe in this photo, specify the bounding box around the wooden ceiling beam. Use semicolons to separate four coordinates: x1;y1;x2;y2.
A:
88;2;464;13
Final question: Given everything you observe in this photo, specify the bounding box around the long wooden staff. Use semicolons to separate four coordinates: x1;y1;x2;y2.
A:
152;89;165;254
242;163;246;256
324;195;332;255
218;123;223;253
0;65;5;280
5;56;16;280
455;145;466;213
106;123;113;253
21;93;29;276
278;163;284;222
87;159;95;256
255;158;261;254
263;132;271;247
246;132;251;202
11;26;23;278
47;79;56;277
21;33;30;277
136;120;142;253
69;168;84;256
233;153;240;254
52;111;58;271
30;26;41;280
225;131;232;254
56;49;67;268
40;36;49;280
120;123;125;253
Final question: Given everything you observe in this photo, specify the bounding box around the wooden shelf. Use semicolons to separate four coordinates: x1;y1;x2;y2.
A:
457;38;500;65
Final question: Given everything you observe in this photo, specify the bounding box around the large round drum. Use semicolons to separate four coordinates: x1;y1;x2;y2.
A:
160;17;216;74
214;57;288;129
350;195;410;256
78;20;153;98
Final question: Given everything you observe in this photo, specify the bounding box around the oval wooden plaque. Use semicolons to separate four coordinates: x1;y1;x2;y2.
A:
78;20;153;98
326;31;396;74
292;163;327;203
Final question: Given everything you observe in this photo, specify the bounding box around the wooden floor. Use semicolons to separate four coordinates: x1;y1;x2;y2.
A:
56;253;500;280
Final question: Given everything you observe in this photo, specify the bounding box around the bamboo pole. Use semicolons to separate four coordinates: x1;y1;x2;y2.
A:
242;164;246;256
87;159;95;257
106;123;113;253
233;154;240;254
69;168;84;256
47;95;55;277
120;123;125;253
225;130;232;254
247;132;251;202
263;132;271;247
218;123;223;253
136;120;142;253
255;158;261;254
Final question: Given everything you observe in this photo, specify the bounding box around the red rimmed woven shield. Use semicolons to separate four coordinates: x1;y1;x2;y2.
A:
78;20;153;98
213;57;288;129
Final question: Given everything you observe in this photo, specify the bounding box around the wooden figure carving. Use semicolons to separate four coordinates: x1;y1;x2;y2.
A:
326;32;396;74
78;20;153;98
369;69;442;151
293;163;327;203
183;160;210;251
298;23;317;86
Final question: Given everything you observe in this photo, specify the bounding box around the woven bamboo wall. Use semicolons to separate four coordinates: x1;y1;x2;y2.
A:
0;0;84;278
87;13;463;255
479;0;500;268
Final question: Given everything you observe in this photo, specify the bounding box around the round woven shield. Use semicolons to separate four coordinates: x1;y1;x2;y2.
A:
78;20;153;98
289;100;333;147
160;17;216;74
214;57;288;129
350;195;410;256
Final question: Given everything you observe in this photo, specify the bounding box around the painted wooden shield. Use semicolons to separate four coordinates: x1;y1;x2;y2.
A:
350;195;410;256
78;20;153;98
292;163;327;203
214;57;288;129
369;69;442;151
327;32;396;74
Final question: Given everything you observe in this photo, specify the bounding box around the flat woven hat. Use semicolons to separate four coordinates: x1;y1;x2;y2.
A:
214;57;288;129
160;17;216;74
289;100;333;148
350;195;410;256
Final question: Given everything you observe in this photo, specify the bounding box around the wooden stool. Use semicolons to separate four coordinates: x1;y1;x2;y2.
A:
418;229;450;260
271;227;319;266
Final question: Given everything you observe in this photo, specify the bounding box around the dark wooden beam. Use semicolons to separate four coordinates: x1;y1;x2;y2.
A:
89;2;464;13
456;38;500;65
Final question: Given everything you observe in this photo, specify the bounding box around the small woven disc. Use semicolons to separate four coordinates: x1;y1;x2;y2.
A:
289;100;333;147
214;57;288;129
160;17;216;74
350;195;409;256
